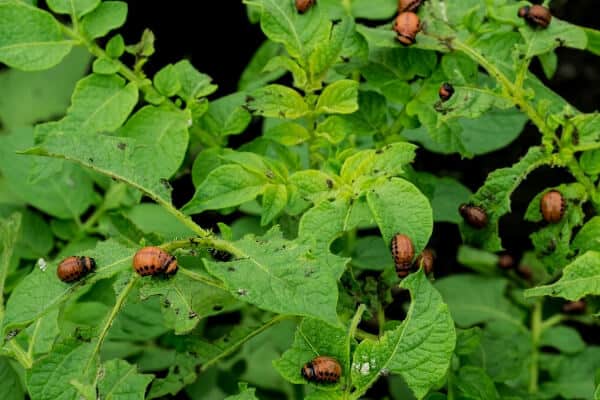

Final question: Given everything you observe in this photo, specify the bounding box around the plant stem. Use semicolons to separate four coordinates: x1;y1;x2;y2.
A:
376;301;385;337
540;314;565;332
7;341;32;369
178;267;226;290
529;301;542;394
344;305;367;399
200;315;292;372
355;329;379;341
447;370;456;400
162;236;243;258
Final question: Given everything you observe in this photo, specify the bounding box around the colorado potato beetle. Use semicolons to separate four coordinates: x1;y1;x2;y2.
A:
497;254;514;269
439;83;455;101
296;0;315;13
415;248;435;274
57;256;96;283
540;190;565;223
398;0;423;13
518;5;552;28
301;356;341;384
391;234;415;277
133;246;178;276
393;12;420;46
459;204;488;229
562;300;586;314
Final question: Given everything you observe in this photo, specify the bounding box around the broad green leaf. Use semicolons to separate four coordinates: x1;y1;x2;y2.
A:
13;208;53;260
351;271;455;399
106;297;168;342
456;246;499;275
153;64;180;97
341;143;417;183
173;60;217;101
264;55;308;89
352;236;391;271
2;240;133;335
264;121;311;145
25;309;60;357
434;86;513;124
139;272;238;335
573;217;600;254
298;199;352;251
316;80;359;114
183;165;267;215
460;147;548;252
60;73;139;132
0;357;25;400
197;92;252;137
584;27;600;56
350;0;396;19
92;57;120;74
126;204;196;240
520;19;588;58
47;0;99;17
0;213;20;325
367;178;433;257
204;228;347;324
225;383;259;400
340;91;388;137
540;326;585;355
0;2;72;71
238;40;285;91
147;353;198;399
525;251;600;300
435;275;526;330
98;359;153;400
105;34;125;58
572;113;600;145
248;84;309;119
0;47;90;130
580;149;600;176
540;347;600;400
455;366;499;400
274;318;349;387
0;127;96;219
414;173;472;224
261;184;287;225
81;1;128;40
27;340;96;400
26;106;189;204
455;327;482;356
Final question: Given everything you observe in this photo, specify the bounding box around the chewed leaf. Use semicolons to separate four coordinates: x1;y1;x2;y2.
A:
204;227;347;325
460;147;549;252
247;84;310;119
98;359;153;400
351;271;455;399
520;18;588;58
525;251;600;300
225;383;259;400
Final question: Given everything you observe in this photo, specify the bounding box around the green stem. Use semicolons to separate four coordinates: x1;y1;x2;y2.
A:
84;274;139;373
529;301;542;394
344;305;367;399
7;341;32;369
200;315;292;372
376;302;385;337
540;314;565;332
161;237;242;258
355;329;379;341
567;160;600;208
178;267;226;290
447;370;456;400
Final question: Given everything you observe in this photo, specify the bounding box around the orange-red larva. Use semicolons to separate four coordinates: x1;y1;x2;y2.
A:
540;190;565;223
439;83;454;101
398;0;423;13
57;256;96;282
301;356;341;383
393;12;420;46
459;204;488;229
391;234;415;277
497;254;515;269
296;0;316;13
133;246;178;276
518;5;552;28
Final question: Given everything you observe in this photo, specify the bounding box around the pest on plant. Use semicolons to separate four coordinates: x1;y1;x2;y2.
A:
415;249;435;274
540;190;565;223
132;246;178;276
497;254;515;269
301;356;341;383
295;0;315;14
518;5;552;28
398;0;423;13
439;83;454;101
57;256;96;282
391;233;415;277
459;204;488;229
393;12;420;45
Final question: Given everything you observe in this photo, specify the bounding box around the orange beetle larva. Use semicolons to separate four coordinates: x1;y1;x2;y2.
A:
296;0;316;14
391;234;415;277
518;5;552;28
398;0;423;13
133;246;178;277
301;356;341;384
393;12;421;46
57;256;96;283
459;204;488;229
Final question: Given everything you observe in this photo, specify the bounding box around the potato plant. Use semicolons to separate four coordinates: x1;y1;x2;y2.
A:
0;0;599;399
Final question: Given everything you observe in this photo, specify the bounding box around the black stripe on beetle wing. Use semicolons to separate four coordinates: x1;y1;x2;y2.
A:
161;255;176;272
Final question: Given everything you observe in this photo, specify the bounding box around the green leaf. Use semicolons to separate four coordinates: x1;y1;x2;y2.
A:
153;64;181;97
204;228;347;324
238;40;285;91
351;236;391;271
456;246;498;275
0;127;97;219
340;91;387;137
0;357;25;400
274;318;349;387
455;366;499;400
525;251;600;300
183;165;267;215
573;216;600;254
367;178;433;257
540;347;600;400
197;92;252;137
414;173;472;224
0;47;90;130
0;213;21;323
173;60;217;101
81;1;128;40
93;57;120;74
105;34;125;58
2;240;133;335
98;359;153;400
27;340;96;400
60;73;139;133
26;106;189;205
460;147;548;252
520;19;588;58
261;184;287;225
0;2;72;71
540;326;585;355
248;84;309;119
46;0;99;17
349;0;396;19
139;272;238;335
435;275;526;330
13;209;53;260
225;383;259;400
126;204;196;240
316;80;359;115
584;27;600;56
264;121;311;145
351;271;455;399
